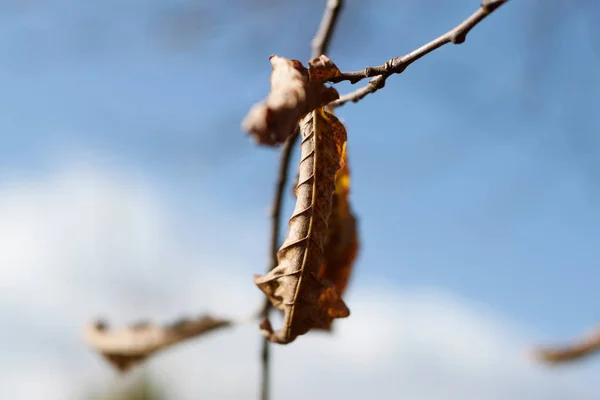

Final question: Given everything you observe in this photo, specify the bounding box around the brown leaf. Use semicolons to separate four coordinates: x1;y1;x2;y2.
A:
85;315;231;372
254;108;349;344
532;326;600;364
317;147;359;331
308;54;342;82
242;55;339;146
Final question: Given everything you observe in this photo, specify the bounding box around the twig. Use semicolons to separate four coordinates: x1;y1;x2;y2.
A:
85;313;253;373
329;0;509;107
532;325;600;364
269;132;300;271
259;2;345;399
260;131;298;400
312;0;345;59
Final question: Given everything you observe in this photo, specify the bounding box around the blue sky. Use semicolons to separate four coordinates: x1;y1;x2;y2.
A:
1;0;600;398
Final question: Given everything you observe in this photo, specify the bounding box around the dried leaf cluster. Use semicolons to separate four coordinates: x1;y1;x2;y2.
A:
248;55;357;344
80;3;540;400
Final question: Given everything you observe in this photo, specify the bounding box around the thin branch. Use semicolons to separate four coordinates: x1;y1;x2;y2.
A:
312;0;345;59
85;313;253;373
532;325;600;364
269;133;300;270
260;131;299;400
331;0;508;83
329;0;509;107
260;2;345;398
333;75;386;106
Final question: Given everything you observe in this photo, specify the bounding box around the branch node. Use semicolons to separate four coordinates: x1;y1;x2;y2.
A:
482;0;508;12
384;59;396;73
372;75;386;89
329;0;509;106
349;75;362;84
451;32;467;44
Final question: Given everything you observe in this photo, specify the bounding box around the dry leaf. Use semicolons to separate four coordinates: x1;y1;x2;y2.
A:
85;315;231;372
308;54;342;82
317;147;359;331
242;55;339;146
254;108;349;344
532;326;600;364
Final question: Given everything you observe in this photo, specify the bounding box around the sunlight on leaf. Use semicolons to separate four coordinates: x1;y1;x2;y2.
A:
254;108;349;344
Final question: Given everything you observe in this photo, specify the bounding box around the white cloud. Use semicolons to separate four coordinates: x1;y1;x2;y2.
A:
0;163;598;400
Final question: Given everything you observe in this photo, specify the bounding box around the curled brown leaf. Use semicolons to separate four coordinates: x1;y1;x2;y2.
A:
254;108;349;344
85;315;231;372
242;55;339;146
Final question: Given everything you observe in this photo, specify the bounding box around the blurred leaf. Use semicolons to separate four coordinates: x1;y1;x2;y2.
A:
533;325;600;364
242;56;339;146
85;315;231;372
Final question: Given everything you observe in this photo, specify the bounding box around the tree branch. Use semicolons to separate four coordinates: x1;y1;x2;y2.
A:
532;325;600;364
312;0;344;59
329;0;509;107
260;131;298;400
259;2;345;399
